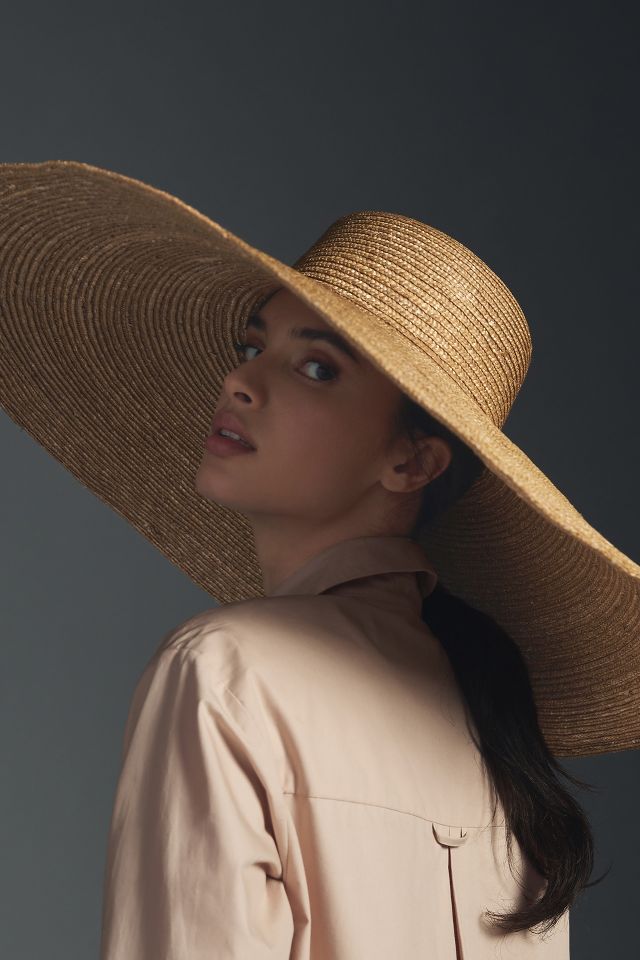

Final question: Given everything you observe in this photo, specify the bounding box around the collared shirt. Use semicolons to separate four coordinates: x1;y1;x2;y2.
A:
100;535;570;959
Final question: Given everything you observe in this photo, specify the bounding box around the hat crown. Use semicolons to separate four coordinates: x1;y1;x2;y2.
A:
292;211;532;428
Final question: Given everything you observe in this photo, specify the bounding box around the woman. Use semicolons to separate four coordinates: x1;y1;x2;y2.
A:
1;160;638;959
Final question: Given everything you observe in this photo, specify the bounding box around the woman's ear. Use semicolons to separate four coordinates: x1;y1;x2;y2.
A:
384;435;452;495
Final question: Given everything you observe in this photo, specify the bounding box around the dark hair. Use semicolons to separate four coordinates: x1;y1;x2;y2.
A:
396;393;609;937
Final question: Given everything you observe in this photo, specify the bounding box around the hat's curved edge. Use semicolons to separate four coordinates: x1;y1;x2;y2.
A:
1;160;638;757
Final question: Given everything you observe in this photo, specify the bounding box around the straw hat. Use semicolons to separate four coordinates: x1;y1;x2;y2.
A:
1;160;638;759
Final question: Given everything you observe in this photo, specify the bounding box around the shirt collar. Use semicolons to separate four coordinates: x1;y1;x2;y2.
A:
266;535;438;607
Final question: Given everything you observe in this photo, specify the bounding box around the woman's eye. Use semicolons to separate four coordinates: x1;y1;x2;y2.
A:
232;341;338;383
233;342;259;361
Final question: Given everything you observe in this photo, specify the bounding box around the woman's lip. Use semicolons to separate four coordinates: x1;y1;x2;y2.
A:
204;432;257;456
210;415;256;448
208;428;255;448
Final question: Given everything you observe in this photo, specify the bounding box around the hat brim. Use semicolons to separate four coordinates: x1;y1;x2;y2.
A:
1;159;639;758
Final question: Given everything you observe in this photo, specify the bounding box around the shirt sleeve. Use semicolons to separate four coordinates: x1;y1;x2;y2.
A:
99;641;294;959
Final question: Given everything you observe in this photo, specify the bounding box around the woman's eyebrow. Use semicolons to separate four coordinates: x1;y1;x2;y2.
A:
244;314;361;365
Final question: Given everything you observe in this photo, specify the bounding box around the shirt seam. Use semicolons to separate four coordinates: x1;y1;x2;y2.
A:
281;790;505;830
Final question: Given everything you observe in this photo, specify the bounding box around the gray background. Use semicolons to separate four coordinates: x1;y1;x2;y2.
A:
1;0;638;956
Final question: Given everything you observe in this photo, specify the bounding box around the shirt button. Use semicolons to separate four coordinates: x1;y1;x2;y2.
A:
432;822;469;847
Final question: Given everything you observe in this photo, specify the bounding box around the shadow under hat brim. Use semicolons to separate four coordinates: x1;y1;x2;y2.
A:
0;159;639;758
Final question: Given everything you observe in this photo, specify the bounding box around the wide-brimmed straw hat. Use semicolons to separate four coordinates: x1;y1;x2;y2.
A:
1;159;638;759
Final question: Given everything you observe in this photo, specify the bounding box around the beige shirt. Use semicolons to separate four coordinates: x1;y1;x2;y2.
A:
100;535;570;959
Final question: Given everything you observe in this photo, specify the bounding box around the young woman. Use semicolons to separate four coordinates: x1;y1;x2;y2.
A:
1;160;638;960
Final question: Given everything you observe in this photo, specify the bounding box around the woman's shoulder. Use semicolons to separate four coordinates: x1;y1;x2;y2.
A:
152;593;333;680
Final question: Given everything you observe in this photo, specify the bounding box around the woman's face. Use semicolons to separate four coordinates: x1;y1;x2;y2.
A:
195;286;450;587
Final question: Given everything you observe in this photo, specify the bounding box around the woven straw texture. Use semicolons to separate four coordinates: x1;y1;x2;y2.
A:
0;159;639;758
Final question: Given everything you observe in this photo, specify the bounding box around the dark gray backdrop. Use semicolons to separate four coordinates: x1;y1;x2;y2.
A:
1;1;638;956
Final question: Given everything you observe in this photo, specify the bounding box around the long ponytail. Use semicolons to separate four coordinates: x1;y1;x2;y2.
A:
397;394;608;936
